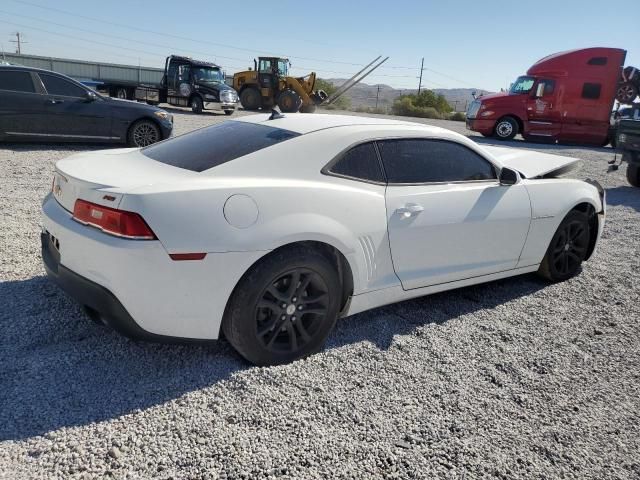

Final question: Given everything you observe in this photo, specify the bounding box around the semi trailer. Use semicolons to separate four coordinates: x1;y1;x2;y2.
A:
1;53;238;115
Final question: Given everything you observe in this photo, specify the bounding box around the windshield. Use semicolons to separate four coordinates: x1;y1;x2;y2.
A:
510;76;535;94
192;67;223;83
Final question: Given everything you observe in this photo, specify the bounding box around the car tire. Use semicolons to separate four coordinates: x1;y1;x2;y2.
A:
224;110;234;116
538;210;590;282
494;116;519;140
127;119;161;147
191;96;203;114
222;246;342;366
616;82;639;103
627;163;640;187
240;88;262;110
277;90;302;113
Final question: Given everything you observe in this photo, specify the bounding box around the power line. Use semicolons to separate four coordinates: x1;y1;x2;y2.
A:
8;0;484;88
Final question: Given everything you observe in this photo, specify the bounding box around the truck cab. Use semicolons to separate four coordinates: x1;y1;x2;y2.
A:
466;48;628;145
160;56;238;115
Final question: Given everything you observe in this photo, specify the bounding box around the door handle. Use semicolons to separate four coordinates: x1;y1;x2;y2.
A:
395;203;424;218
47;99;64;105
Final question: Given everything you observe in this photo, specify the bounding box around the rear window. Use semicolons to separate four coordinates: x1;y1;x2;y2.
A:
0;70;35;93
142;121;300;172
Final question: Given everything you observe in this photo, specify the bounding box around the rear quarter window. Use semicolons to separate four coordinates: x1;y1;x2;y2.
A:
0;70;35;93
142;121;300;172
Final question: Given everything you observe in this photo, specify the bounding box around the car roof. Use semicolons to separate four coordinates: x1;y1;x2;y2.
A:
233;113;448;135
0;64;63;75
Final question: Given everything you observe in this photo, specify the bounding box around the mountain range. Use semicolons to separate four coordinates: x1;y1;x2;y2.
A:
324;79;493;112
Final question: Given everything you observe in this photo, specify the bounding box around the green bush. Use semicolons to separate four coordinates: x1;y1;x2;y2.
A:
392;97;443;119
391;90;454;119
449;112;466;122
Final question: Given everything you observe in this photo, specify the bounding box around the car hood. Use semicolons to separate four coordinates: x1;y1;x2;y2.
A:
104;96;165;113
483;146;580;178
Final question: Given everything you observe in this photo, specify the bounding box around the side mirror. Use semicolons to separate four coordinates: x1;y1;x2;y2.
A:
84;91;97;102
499;167;520;186
534;82;545;98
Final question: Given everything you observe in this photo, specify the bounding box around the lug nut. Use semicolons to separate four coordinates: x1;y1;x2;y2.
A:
298;305;303;310
281;315;286;320
281;303;287;308
291;316;296;322
292;297;297;302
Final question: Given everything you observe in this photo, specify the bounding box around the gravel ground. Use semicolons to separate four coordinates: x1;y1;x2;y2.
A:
1;107;639;480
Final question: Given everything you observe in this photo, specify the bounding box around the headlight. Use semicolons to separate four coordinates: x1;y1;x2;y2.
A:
154;111;170;121
220;90;237;102
480;110;495;117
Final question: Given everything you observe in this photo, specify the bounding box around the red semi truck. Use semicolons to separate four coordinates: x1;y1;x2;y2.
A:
466;48;638;145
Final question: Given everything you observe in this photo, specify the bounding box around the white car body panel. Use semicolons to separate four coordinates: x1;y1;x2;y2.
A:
41;114;605;341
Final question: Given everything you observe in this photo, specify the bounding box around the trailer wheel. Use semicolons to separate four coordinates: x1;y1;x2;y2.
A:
240;88;262;110
278;90;302;113
493;116;519;140
190;96;203;114
616;82;639;103
627;163;640;188
115;88;128;100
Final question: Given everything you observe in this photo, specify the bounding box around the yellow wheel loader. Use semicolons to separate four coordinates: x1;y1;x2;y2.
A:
233;57;327;113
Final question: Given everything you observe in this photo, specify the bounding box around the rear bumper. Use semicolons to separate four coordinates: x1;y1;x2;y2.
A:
41;231;177;342
40;193;266;340
466;118;495;135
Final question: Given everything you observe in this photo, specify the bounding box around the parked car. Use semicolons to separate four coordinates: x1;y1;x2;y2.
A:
0;65;173;146
41;114;605;366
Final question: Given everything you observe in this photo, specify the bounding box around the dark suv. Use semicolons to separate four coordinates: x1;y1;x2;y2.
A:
0;65;173;147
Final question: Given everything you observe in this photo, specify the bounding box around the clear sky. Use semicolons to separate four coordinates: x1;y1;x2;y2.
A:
0;0;638;92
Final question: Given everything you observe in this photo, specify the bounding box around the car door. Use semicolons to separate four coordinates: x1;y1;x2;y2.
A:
0;69;49;139
525;79;562;139
381;138;531;290
36;72;113;141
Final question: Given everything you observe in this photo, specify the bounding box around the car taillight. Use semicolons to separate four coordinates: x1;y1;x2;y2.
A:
73;199;156;240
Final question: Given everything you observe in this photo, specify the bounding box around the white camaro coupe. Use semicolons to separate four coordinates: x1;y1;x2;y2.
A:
42;113;605;365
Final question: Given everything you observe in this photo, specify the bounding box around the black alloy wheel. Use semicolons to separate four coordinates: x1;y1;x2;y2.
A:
539;210;590;282
255;268;329;354
222;246;342;366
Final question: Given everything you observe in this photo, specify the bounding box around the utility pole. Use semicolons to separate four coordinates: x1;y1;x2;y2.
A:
9;32;26;54
375;84;380;109
417;57;424;94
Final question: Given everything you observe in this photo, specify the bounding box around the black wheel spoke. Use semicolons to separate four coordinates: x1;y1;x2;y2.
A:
295;275;312;298
267;285;288;303
257;316;281;337
286;271;301;297
285;322;298;352
301;292;327;305
258;298;281;312
293;320;311;342
300;308;326;316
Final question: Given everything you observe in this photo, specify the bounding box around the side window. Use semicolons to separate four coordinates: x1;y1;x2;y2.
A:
177;64;191;82
542;79;555;95
259;59;273;73
39;73;86;97
587;57;607;66
582;83;601;100
378;139;497;184
0;71;35;93
328;142;385;183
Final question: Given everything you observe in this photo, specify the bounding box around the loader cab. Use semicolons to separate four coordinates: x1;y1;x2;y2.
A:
257;57;289;92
